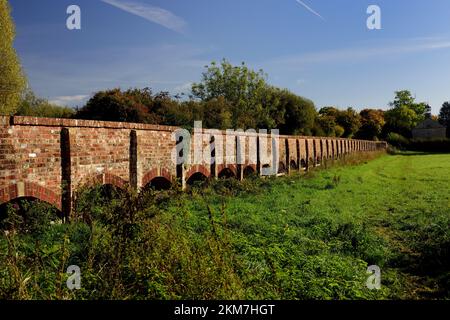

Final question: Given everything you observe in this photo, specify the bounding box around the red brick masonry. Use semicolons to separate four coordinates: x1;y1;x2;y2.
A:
0;116;386;216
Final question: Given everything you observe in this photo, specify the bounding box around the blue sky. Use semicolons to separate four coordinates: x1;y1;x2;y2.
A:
9;0;450;114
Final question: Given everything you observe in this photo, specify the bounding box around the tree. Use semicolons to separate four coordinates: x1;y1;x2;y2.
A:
316;115;337;137
201;97;233;130
439;101;450;137
75;88;160;123
273;88;316;135
192;60;273;129
319;106;340;118
356;109;385;140
336;107;361;138
384;90;426;137
334;125;345;138
318;107;344;137
319;107;361;138
16;88;74;118
389;90;416;109
0;0;26;115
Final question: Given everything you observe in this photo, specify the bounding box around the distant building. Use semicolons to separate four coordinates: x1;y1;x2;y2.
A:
412;118;446;140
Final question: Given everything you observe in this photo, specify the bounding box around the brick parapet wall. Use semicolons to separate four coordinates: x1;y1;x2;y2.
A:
0;116;387;217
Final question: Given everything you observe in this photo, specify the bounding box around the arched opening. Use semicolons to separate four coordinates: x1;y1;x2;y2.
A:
218;168;236;179
300;159;307;170
72;184;125;225
290;160;298;170
73;183;123;209
243;166;256;178
146;177;172;191
186;172;208;187
278;162;287;174
96;183;122;200
262;164;271;174
0;197;62;234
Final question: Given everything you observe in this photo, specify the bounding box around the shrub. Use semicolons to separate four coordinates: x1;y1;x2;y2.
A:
386;132;410;149
0;199;61;236
16;89;75;118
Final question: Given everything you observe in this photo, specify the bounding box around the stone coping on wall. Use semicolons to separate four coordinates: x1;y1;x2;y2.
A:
2;116;178;132
0;115;383;144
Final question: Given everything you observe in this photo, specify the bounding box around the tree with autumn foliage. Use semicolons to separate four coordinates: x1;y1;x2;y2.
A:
356;109;385;140
75;88;161;124
0;0;26;115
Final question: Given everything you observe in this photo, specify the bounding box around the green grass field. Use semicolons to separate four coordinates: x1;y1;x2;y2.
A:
1;152;449;299
162;152;449;299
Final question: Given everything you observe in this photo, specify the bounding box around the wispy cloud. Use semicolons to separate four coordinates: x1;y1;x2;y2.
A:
173;82;193;94
100;0;187;33
22;43;212;106
49;95;89;106
295;0;325;21
270;38;450;67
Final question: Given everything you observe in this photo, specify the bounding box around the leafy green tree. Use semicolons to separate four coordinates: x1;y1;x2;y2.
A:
76;88;160;123
154;99;196;128
275;88;316;135
192;60;273;129
318;107;343;137
384;90;427;137
336;107;361;138
316;115;337;137
389;90;416;109
439;102;450;137
334;125;345;138
311;122;326;137
319;107;361;138
319;106;340;118
202;97;233;130
356;109;385;140
384;105;418;137
0;0;26;115
16;89;75;118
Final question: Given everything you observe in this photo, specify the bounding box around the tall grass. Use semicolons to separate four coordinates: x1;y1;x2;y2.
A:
0;151;448;300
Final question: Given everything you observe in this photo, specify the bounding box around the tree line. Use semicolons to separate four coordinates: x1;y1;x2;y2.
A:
1;1;449;141
51;60;450;142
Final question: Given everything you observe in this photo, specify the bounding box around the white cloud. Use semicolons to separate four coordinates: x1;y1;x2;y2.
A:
270;38;450;67
22;43;212;102
173;82;192;93
295;0;325;21
49;95;89;106
100;0;187;33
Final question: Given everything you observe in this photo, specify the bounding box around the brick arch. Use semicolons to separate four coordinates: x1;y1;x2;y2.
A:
243;164;257;177
142;168;173;187
185;165;211;181
243;164;257;172
300;158;307;169
82;173;128;190
0;182;61;210
217;164;237;177
290;159;298;169
278;161;287;174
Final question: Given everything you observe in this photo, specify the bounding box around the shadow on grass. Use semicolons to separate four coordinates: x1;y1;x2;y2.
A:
391;151;450;156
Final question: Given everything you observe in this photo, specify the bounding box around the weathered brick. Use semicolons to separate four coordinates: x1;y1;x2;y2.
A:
0;116;387;214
